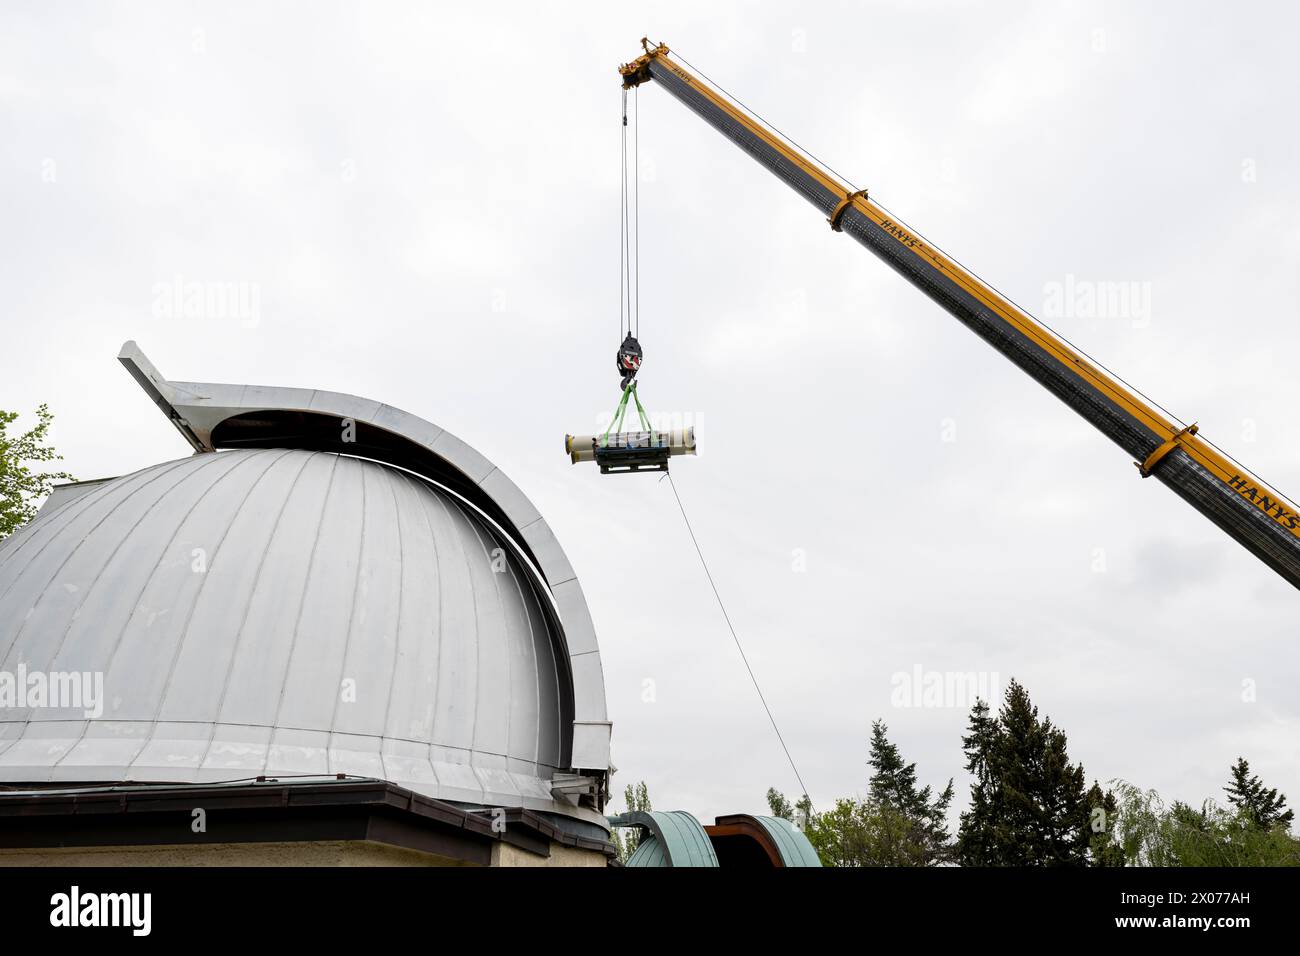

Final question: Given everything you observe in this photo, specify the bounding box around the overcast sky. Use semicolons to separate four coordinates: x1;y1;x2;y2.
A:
3;0;1298;829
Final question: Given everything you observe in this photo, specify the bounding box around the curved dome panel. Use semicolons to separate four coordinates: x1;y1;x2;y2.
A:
114;342;609;775
0;449;593;823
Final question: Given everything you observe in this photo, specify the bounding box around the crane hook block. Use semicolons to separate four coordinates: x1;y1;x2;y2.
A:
617;334;643;391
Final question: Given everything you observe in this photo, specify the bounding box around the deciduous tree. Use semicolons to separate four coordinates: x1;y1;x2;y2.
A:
0;405;73;540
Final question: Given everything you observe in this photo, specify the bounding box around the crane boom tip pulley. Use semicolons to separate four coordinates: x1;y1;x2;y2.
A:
618;38;669;89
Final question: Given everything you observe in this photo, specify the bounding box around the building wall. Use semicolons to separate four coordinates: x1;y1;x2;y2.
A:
0;839;609;867
490;841;608;867
0;841;472;867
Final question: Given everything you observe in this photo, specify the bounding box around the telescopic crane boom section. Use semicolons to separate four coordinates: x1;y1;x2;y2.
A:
620;40;1300;591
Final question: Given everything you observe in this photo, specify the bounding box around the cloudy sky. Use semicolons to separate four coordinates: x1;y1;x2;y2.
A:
3;0;1298;828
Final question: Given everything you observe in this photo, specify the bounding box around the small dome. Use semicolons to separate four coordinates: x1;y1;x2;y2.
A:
0;449;579;818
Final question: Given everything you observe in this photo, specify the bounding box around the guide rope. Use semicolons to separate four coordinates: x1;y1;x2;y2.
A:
665;472;813;812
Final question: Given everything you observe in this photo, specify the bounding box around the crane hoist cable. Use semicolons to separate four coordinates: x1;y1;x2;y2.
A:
617;85;643;390
619;86;639;343
565;81;698;474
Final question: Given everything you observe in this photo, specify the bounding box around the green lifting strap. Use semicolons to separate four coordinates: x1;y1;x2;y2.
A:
631;383;653;433
601;381;656;447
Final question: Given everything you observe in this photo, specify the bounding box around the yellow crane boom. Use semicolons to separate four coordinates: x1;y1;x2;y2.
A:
619;40;1300;591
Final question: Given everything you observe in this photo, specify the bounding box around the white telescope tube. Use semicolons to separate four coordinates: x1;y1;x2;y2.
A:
564;427;697;464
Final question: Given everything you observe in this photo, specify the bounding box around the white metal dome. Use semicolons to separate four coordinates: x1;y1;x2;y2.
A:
0;448;593;823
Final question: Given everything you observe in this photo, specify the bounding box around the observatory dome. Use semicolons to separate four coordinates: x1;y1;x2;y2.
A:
0;449;584;817
0;345;612;831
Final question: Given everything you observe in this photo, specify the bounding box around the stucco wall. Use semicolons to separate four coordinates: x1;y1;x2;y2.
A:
0;839;609;867
490;841;607;867
0;841;471;867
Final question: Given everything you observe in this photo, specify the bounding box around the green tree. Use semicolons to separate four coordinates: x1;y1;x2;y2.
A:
766;787;812;829
1224;758;1294;830
0;405;73;540
868;719;920;808
866;720;954;865
801;798;918;867
957;680;1090;866
1111;781;1300;866
768;722;953;867
766;787;794;820
956;698;1002;866
609;780;652;863
1085;781;1125;866
800;797;866;867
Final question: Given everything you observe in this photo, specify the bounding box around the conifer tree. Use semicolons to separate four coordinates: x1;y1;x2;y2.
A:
866;720;954;865
868;719;919;811
957;680;1091;866
957;699;1002;865
768;722;954;866
1224;758;1294;830
1086;781;1125;866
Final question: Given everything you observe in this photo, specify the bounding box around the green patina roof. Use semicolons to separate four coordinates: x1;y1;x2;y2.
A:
609;809;823;867
753;815;822;867
610;810;720;868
